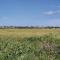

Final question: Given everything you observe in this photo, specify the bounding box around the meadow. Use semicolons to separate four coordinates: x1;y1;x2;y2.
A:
0;29;60;60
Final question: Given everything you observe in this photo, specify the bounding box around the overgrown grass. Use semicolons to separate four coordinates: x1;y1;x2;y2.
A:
0;33;60;60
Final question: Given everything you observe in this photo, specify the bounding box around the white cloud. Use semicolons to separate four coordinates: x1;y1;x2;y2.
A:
43;10;60;15
44;11;55;15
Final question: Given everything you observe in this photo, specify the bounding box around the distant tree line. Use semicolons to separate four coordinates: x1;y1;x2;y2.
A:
0;26;60;29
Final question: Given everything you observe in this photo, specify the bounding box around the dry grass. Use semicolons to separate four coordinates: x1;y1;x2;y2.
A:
0;29;60;38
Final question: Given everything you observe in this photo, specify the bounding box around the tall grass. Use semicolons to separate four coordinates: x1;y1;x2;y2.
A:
0;33;60;60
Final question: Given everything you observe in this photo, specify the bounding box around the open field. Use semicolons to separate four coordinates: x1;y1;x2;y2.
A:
0;29;60;60
0;29;60;38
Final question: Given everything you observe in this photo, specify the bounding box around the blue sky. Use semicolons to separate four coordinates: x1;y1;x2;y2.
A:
0;0;60;26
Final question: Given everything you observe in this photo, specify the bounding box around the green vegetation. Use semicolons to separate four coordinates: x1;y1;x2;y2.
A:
0;29;60;60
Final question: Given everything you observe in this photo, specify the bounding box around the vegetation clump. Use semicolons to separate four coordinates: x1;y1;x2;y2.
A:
0;33;60;60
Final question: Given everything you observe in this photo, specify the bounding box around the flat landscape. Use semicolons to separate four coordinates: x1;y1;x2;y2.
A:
0;29;60;60
0;0;60;60
0;29;60;38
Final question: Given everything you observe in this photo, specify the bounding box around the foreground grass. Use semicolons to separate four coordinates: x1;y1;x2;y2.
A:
0;33;60;60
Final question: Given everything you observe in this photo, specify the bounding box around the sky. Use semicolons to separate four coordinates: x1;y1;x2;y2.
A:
0;0;60;26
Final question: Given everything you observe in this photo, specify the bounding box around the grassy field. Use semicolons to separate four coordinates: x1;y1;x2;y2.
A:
0;29;60;60
0;29;60;37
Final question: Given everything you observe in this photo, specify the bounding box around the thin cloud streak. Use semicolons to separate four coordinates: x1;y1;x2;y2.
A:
43;10;60;15
43;11;55;15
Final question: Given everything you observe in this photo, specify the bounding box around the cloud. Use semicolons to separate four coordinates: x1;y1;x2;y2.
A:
43;10;60;15
44;11;55;15
43;5;60;16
